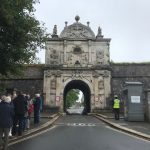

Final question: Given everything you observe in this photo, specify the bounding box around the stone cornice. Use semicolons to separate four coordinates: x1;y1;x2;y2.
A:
112;75;150;78
111;63;150;66
44;64;112;71
47;38;111;42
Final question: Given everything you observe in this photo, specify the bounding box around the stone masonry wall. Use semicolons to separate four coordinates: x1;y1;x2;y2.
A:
0;64;44;97
1;63;150;105
111;63;150;114
111;63;150;97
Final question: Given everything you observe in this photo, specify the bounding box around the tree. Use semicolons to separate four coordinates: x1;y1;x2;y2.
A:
66;89;80;108
0;0;47;75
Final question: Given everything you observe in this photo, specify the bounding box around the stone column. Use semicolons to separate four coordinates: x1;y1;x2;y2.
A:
45;77;51;106
63;40;67;64
56;75;61;108
93;76;99;108
103;71;111;108
88;40;92;64
43;72;47;95
43;70;51;106
98;76;105;109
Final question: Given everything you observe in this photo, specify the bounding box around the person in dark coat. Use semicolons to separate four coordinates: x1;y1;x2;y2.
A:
12;91;27;136
0;96;14;150
33;94;42;124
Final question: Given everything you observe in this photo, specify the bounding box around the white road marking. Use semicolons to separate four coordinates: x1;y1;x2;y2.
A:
67;123;96;126
8;126;56;146
105;126;150;143
56;122;104;127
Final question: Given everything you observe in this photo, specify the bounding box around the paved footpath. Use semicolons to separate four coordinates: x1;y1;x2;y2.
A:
9;111;59;144
93;112;150;141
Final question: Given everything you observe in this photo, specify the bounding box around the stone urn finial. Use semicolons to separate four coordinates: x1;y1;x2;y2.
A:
87;21;90;27
75;15;80;22
65;21;68;27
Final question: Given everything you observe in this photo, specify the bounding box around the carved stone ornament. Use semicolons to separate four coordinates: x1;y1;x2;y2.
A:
98;94;104;104
96;50;104;64
103;70;110;77
48;48;59;65
45;70;62;77
56;70;62;77
98;80;104;89
92;70;103;77
53;25;57;35
96;26;103;39
66;47;88;67
51;80;56;89
45;70;51;77
60;16;95;40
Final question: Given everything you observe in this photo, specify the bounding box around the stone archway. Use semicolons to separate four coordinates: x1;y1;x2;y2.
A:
43;16;112;113
63;80;91;114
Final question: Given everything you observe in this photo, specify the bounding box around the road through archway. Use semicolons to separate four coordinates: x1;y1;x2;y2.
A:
63;80;91;114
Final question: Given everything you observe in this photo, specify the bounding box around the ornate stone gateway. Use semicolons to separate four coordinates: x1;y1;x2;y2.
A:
43;16;111;113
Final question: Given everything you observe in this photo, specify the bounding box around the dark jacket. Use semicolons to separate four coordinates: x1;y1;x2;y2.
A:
34;97;41;112
0;101;14;128
13;94;27;115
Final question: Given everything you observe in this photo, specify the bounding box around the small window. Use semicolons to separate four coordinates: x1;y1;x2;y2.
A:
73;47;81;54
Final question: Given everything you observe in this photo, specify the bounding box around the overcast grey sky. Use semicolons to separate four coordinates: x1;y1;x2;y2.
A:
34;0;150;63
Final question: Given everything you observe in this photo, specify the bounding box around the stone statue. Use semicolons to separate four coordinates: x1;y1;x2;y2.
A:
96;26;103;39
53;25;57;35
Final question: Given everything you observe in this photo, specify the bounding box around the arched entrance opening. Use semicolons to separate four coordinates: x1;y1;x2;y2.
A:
63;80;91;115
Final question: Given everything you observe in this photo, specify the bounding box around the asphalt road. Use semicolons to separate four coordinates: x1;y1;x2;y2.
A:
8;115;150;150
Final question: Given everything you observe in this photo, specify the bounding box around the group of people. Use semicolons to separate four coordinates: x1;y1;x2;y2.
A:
0;91;42;150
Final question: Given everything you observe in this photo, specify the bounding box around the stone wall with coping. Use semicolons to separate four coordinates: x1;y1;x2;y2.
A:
0;64;44;97
111;63;150;97
1;63;150;106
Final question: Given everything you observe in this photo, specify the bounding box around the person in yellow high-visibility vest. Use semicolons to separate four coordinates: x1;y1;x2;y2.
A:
113;95;120;120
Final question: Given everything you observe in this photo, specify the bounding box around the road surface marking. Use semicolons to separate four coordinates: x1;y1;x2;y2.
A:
105;126;150;143
8;126;56;146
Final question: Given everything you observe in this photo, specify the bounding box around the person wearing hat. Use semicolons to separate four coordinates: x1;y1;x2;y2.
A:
113;95;120;120
0;95;14;150
33;94;42;124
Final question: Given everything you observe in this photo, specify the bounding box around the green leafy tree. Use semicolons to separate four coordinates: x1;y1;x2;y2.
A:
0;0;47;75
66;89;79;108
0;82;7;93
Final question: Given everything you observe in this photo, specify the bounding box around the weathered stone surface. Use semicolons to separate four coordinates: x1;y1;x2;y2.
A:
111;63;150;96
44;16;111;112
0;65;44;96
1;17;150;114
1;63;150;112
